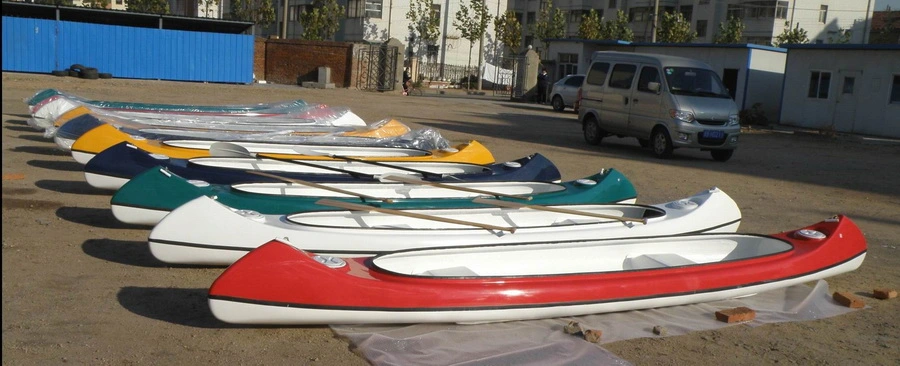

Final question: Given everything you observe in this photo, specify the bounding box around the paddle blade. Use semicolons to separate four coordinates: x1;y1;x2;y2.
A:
209;142;254;158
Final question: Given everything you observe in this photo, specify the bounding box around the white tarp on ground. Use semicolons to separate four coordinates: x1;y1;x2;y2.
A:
332;280;860;365
481;63;513;85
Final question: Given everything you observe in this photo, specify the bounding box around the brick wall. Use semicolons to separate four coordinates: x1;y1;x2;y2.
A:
253;37;266;81
261;39;354;87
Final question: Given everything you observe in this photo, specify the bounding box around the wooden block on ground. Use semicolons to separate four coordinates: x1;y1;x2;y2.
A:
833;291;866;308
583;329;602;343
873;289;897;300
715;306;756;323
2;173;25;180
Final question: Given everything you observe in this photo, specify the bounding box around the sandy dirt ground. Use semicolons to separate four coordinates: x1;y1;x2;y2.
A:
2;72;899;365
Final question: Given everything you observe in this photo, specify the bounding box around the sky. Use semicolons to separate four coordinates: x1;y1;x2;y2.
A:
876;0;900;10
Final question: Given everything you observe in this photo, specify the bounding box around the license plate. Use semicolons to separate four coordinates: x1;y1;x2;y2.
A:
701;130;725;139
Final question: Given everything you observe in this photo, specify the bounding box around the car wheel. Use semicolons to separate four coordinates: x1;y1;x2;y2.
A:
551;95;565;112
583;117;604;146
711;149;734;162
651;128;674;159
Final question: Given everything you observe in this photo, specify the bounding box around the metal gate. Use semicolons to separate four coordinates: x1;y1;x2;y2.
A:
492;55;529;98
356;43;399;92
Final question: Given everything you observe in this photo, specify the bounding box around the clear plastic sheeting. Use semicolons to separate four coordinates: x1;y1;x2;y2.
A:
332;280;860;366
23;88;357;133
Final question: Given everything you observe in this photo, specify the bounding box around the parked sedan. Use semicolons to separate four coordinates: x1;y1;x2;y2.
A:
549;74;585;112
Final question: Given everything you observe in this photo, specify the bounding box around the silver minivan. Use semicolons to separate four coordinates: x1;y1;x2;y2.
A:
577;51;740;161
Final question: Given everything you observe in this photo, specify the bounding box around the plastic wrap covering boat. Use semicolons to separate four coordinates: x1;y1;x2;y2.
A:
207;215;865;325
69;124;494;165
114;167;635;226
26;89;318;131
84;142;561;190
148;187;738;265
51;109;436;152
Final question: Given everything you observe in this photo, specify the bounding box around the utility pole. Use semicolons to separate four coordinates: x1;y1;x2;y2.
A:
281;0;288;39
650;0;659;42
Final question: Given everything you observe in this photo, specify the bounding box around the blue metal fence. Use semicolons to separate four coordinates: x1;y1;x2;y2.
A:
2;16;253;84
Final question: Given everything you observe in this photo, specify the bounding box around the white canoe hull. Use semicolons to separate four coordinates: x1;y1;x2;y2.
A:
148;188;741;265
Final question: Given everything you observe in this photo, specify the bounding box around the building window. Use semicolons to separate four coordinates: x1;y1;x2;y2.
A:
525;36;534;48
891;75;900;103
679;5;693;22
699;0;710;5
558;53;578;76
527;12;535;25
696;20;708;37
115;0;122;4
569;10;589;23
808;71;831;99
818;5;828;23
726;4;742;19
776;1;789;19
365;0;383;19
347;0;364;18
608;0;616;9
842;77;855;94
609;64;637;89
630;7;652;22
432;4;441;24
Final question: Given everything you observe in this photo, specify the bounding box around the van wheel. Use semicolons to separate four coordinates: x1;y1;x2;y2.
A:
583;118;604;145
711;149;734;162
651;128;674;159
551;96;565;111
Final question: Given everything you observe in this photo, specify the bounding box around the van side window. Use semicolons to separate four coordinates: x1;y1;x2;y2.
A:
637;67;661;93
608;64;637;89
586;62;610;86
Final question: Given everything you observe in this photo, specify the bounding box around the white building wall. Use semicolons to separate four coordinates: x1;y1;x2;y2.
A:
780;48;900;138
340;0;509;68
517;0;874;46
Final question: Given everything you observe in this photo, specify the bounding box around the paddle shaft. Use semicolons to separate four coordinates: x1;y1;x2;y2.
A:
246;171;394;203
380;174;534;201
209;142;374;180
294;148;446;179
471;197;648;224
315;198;517;233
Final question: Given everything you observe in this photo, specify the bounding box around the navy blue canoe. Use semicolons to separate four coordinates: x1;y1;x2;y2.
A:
83;142;563;190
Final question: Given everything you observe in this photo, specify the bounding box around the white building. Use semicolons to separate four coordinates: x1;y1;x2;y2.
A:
516;0;876;54
779;44;900;138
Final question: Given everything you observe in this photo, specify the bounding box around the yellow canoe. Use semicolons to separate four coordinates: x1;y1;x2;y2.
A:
70;124;495;165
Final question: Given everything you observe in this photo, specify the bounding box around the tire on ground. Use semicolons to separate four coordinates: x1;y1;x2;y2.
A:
98;72;113;79
79;68;100;80
51;70;69;77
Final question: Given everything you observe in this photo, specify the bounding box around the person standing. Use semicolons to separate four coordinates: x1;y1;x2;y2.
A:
537;68;549;104
402;67;412;96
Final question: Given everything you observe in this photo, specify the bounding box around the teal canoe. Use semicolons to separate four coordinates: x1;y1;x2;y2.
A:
110;167;638;226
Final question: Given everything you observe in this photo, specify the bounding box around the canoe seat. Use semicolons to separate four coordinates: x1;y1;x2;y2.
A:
421;266;479;277
623;253;696;270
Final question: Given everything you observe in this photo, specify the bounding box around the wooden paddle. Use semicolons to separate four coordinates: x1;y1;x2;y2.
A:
246;171;394;203
210;141;447;180
291;145;453;180
209;142;372;180
471;197;648;224
378;174;534;201
315;198;517;233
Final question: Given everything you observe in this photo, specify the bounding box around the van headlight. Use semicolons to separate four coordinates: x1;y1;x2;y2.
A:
669;109;694;123
728;114;740;126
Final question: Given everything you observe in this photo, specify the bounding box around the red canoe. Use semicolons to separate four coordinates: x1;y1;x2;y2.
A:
208;215;866;325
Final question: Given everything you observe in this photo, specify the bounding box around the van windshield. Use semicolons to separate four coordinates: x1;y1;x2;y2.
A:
663;67;731;98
